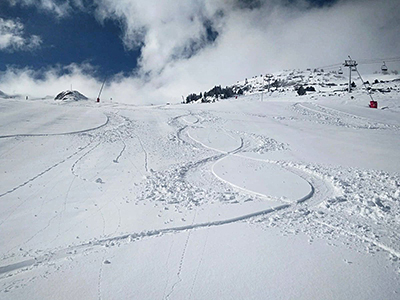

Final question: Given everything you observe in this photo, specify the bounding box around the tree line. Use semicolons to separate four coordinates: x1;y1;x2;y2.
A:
185;85;244;103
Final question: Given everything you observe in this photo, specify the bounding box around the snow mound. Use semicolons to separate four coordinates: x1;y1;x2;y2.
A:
54;90;88;101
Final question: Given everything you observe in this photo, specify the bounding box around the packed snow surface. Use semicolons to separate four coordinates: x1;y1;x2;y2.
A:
0;72;400;299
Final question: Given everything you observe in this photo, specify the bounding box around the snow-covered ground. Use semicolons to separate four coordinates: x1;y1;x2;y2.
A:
0;72;400;299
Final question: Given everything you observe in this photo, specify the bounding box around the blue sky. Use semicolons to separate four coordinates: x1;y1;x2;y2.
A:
0;0;399;103
0;0;337;77
0;1;140;78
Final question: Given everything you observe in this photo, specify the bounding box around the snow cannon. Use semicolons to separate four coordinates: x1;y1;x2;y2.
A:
369;100;377;109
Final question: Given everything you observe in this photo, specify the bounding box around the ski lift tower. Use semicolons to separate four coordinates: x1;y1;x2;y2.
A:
97;77;107;102
344;58;358;93
381;61;388;73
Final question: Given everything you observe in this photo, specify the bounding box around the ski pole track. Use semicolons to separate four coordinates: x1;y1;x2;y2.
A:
97;251;107;300
161;239;175;300
0;201;294;278
108;198;122;237
70;142;101;181
53;177;76;244
0;140;95;199
5;211;60;256
118;114;149;172
188;218;210;300
165;210;197;300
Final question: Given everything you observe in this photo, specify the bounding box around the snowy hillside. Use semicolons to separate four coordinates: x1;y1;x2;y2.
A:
0;71;399;299
187;69;400;111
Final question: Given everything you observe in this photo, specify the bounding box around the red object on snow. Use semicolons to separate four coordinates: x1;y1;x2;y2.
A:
97;97;100;103
369;100;377;108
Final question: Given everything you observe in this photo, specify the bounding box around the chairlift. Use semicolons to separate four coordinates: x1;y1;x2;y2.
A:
381;61;388;72
338;67;343;75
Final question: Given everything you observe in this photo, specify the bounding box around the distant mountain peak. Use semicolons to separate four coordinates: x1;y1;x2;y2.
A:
54;90;88;101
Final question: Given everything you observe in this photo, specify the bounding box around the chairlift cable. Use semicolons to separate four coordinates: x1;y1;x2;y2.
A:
314;56;400;70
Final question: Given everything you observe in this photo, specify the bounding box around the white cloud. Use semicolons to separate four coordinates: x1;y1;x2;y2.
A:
93;0;400;103
6;0;75;17
1;0;399;103
0;17;42;51
0;64;101;98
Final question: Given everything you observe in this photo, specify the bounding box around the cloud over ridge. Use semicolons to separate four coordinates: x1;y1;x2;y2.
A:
1;0;399;103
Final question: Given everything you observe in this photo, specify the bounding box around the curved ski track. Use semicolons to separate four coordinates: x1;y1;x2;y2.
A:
2;107;398;282
0;115;109;139
0;111;325;278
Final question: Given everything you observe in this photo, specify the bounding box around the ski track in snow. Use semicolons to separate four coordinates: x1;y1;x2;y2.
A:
170;110;400;264
0;201;291;277
112;136;126;164
165;210;197;300
252;163;400;263
0;112;122;199
293;102;399;130
0;110;326;279
118;114;149;172
184;121;313;204
0;115;109;139
1;101;400;294
309;103;400;130
70;142;101;181
0;140;95;200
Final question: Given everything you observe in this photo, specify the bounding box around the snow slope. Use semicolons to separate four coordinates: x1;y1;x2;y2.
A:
0;74;399;299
